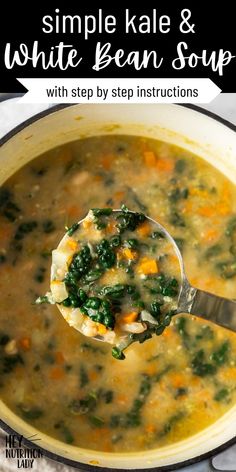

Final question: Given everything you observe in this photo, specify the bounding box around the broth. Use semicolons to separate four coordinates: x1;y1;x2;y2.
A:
0;135;236;452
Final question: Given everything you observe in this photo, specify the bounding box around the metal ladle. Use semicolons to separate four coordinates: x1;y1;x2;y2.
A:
51;210;236;343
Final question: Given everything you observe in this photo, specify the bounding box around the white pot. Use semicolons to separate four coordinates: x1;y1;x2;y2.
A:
0;103;236;470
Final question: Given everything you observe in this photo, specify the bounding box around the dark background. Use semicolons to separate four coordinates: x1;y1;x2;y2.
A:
0;3;235;92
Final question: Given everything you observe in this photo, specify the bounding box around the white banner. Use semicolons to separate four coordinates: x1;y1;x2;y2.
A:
17;78;221;104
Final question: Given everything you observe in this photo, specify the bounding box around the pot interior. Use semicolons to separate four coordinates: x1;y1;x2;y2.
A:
0;104;236;470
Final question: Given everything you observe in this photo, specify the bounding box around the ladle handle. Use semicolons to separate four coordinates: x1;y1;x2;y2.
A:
186;287;236;332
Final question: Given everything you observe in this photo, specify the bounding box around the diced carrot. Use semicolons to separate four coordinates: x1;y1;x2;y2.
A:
120;312;138;324
55;351;65;364
121;248;137;261
89;370;99;381
156;158;174;172
97;323;107;335
101;155;112;170
163;327;172;338
216;202;230;215
145;364;157;375
191;376;201;386
197;389;212;402
137;257;158;275
170;372;186;388
145;424;156;433
49;366;65;380
106;220;117;234
114;191;125;200
117;394;128;404
136;221;151;237
66;238;79;251
19;337;31;351
182;201;193;215
93;174;103;182
201;229;219;242
222;183;231;202
220;366;236;381
83;220;92;229
190;188;209;199
197;206;215;217
144;151;156;167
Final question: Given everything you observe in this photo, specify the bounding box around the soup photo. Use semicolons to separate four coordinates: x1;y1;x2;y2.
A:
0;103;236;470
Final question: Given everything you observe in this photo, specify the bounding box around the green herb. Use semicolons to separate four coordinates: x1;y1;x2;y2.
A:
67;222;79;236
175;317;190;348
158;411;185;437
1;354;24;374
191;350;217;377
112;347;125;360
101;390;114;404
19;406;44;420
34;266;46;283
174;238;185;252
205;245;222;259
96;239;116;269
211;341;229;365
214;388;230;402
126;238;139;248
110;235;121;247
60;423;74;444
79;365;89;388
126;188;148;212
80;342;105;354
81;298;115;329
0;254;6;264
100;284;126;299
175;159;187;173
168;188;189;202
89;415;105;427
14;221;38;241
0;333;10;346
35;295;50;305
91;208;113;229
116;206;146;233
225;216;236;237
125;374;152;427
169;211;185;227
0;188;21;222
215;260;236;279
151;231;164;240
174;387;188;398
42;220;55;233
195;325;214;340
92;208;112;216
68;392;97;415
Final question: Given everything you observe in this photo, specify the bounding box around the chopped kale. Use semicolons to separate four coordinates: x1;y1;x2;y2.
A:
112;347;125;360
20;406;44;420
158;411;185;437
211;341;229;366
116;206;146;233
175;159;187;173
191;350;217;377
205;245;222;259
169;211;186;227
42;219;55;233
14;221;38;241
89;415;105;427
79;365;89;388
34;266;46;283
214;388;230;402
67;222;79;236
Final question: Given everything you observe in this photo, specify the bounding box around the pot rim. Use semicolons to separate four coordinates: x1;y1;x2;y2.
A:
0;101;236;471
